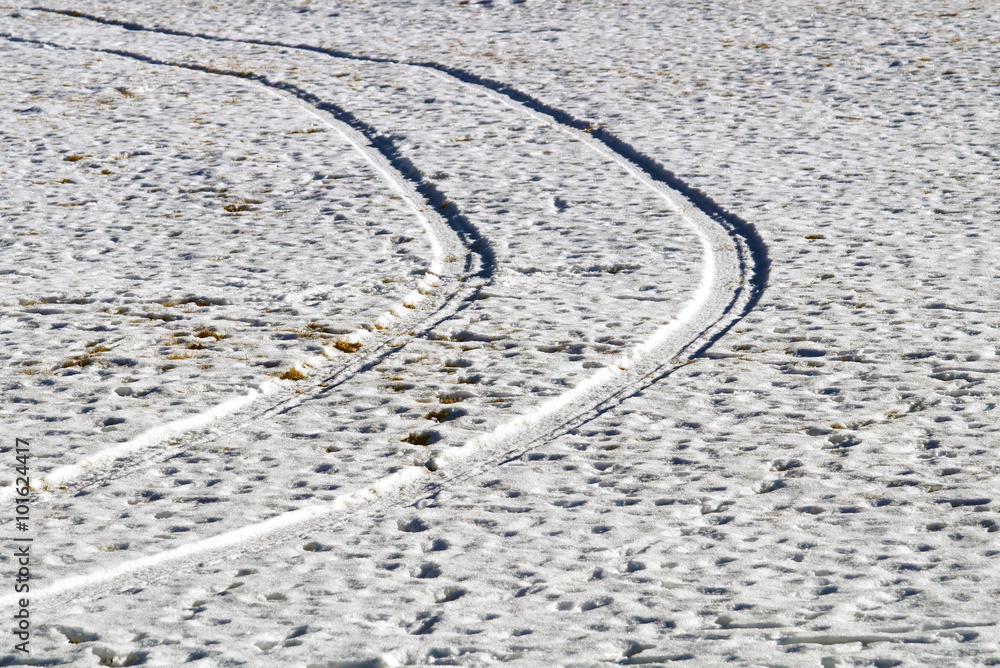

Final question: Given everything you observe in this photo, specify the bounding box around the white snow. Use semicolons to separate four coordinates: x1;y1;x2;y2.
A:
2;1;1000;666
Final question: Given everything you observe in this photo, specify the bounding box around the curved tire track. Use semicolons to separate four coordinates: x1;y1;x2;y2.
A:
1;10;769;607
0;32;493;503
32;4;769;316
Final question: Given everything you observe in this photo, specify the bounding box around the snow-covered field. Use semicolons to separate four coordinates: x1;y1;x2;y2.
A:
2;1;1000;665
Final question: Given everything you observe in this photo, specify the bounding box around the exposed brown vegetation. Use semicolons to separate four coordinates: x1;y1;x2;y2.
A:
424;409;448;422
332;339;362;353
194;329;224;340
59;345;110;369
401;432;434;446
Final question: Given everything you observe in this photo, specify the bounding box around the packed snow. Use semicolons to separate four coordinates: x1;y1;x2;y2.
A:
2;1;1000;665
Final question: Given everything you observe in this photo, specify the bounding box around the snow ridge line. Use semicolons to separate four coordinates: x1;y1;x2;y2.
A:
1;15;765;603
0;32;492;503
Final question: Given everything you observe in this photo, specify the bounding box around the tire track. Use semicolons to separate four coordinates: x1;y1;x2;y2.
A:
30;5;769;317
23;4;770;403
0;32;494;503
1;11;769;606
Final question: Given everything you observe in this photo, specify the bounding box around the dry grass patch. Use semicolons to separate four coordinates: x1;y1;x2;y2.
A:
401;432;435;446
194;329;224;340
164;298;219;308
58;344;110;369
280;367;306;381
223;199;260;213
163;333;185;346
424;409;450;422
332;339;362;353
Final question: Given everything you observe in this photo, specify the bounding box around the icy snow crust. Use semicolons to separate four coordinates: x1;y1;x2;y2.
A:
1;0;999;665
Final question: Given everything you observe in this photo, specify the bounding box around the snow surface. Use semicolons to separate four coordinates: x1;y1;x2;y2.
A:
1;0;1000;665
